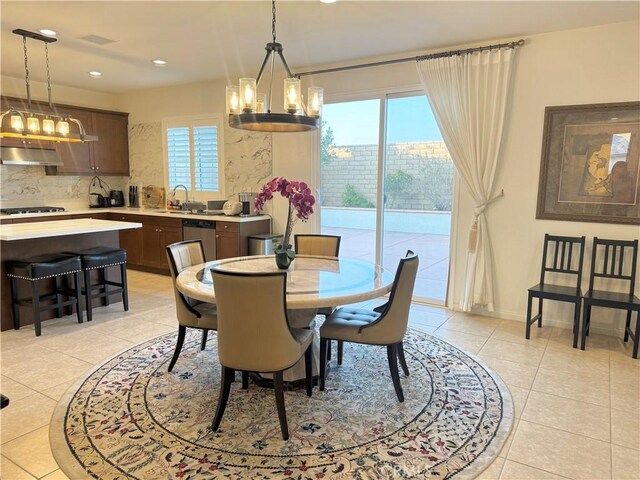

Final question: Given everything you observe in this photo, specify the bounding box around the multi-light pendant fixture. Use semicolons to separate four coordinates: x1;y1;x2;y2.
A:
0;29;97;143
226;0;323;133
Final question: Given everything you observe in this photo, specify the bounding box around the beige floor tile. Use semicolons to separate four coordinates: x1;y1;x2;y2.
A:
611;381;640;414
88;317;175;344
612;444;640;480
491;320;554;346
548;330;612;355
40;380;76;402
0;392;56;444
0;455;36;480
499;460;567;479
539;347;610;379
610;359;640;387
478;355;538;389
407;305;450;328
408;324;438;334
433;328;488;354
41;470;71;480
1;425;58;478
611;408;640;450
508;420;611;479
506;384;529;419
532;367;610;407
477;456;505;479
0;376;37;402
479;338;546;366
439;314;499;337
521;390;610;441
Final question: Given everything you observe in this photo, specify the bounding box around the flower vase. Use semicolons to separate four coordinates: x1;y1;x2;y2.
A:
274;248;296;270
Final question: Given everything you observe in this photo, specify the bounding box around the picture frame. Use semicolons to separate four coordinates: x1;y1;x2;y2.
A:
536;101;640;225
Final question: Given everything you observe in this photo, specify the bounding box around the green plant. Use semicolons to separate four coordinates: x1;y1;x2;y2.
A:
321;120;338;165
418;157;454;211
385;169;414;208
342;184;374;208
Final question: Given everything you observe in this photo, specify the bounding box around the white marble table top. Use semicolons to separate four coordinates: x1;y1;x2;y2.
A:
176;255;395;309
0;219;142;241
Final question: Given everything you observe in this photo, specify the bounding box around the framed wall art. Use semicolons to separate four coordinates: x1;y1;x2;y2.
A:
536;101;640;225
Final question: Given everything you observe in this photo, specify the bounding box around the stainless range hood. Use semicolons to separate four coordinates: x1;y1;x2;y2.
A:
0;146;63;166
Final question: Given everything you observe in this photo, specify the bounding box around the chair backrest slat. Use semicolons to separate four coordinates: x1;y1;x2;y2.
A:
588;238;639;295
540;234;586;288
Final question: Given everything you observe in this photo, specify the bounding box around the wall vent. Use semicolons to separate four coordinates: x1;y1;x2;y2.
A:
79;35;116;45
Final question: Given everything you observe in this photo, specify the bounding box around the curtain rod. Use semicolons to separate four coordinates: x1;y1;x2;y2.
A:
295;39;525;78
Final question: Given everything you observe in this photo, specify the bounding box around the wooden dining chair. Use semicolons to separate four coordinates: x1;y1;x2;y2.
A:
209;269;314;440
581;238;640;358
526;234;586;348
319;250;418;403
166;240;218;372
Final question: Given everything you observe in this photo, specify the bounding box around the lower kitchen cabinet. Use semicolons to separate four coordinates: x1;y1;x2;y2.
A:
140;221;183;270
216;219;271;260
108;214;145;266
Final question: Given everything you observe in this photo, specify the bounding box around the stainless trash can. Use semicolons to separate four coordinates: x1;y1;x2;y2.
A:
249;233;284;255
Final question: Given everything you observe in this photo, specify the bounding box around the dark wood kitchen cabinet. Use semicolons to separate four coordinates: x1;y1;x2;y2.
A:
216;219;271;260
140;217;183;271
108;213;145;266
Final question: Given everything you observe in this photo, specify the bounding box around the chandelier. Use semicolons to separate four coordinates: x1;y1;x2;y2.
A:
0;29;97;143
226;0;323;133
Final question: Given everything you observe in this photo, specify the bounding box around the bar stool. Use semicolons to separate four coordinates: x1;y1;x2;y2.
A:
7;254;83;336
66;247;128;321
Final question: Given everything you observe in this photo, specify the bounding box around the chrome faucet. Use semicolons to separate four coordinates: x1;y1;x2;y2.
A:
170;184;189;208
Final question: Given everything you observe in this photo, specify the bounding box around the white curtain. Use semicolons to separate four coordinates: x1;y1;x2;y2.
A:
417;48;515;311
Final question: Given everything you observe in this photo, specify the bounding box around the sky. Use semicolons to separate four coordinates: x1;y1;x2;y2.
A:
322;96;444;146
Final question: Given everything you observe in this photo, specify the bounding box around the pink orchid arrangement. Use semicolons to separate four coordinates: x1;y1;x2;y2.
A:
255;177;315;251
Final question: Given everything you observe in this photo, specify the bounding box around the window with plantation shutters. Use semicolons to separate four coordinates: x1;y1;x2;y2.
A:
164;116;223;196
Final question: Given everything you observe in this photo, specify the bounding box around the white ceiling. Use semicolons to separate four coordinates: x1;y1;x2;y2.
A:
1;1;638;94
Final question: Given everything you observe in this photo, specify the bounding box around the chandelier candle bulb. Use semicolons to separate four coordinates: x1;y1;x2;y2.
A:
42;118;55;134
307;87;323;117
239;78;257;112
27;116;40;133
226;86;241;114
10;114;23;131
256;93;267;113
56;119;69;136
284;78;301;114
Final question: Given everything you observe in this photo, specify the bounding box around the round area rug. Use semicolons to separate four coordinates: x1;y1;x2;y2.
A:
51;328;513;479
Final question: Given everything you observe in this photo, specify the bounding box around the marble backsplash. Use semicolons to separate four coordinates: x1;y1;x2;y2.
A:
0;121;272;208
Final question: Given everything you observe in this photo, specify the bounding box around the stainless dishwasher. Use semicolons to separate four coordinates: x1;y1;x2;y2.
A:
182;219;216;261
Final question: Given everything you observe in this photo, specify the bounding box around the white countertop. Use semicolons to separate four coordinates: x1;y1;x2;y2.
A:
0;218;142;241
0;207;270;223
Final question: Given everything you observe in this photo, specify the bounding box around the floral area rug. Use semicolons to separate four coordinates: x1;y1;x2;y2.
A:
51;328;513;479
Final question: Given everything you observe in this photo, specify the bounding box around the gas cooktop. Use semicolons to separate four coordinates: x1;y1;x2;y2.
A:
0;206;66;215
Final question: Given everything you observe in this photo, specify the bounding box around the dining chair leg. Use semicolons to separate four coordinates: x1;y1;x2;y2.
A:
624;311;632;342
327;339;332;362
304;343;313;397
319;337;328;391
537;297;543;327
10;277;20;330
74;272;83;324
632;311;639;359
168;325;186;372
273;371;289;440
572;301;581;349
201;329;209;351
581;304;591;351
525;293;533;339
120;263;129;311
241;371;249;390
387;343;404;403
397;341;410;376
212;366;234;432
337;341;344;366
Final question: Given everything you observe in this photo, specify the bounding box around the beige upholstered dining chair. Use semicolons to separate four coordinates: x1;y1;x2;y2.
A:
210;270;314;441
294;234;342;359
166;240;218;372
319;250;419;402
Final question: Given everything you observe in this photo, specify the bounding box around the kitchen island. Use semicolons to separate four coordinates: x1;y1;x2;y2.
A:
0;219;142;332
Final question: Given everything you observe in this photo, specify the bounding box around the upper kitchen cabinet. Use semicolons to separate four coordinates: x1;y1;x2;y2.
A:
52;107;130;176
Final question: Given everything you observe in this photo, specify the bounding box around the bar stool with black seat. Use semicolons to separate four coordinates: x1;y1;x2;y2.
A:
66;247;128;322
581;238;640;358
7;254;83;336
525;234;586;348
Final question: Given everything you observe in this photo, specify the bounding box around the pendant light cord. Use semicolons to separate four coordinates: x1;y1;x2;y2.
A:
272;0;277;43
44;43;53;109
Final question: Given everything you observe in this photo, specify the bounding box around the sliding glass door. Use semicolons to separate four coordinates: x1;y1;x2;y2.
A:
320;92;453;304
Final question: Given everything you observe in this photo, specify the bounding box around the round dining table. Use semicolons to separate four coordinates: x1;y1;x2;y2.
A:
176;254;395;382
176;254;395;310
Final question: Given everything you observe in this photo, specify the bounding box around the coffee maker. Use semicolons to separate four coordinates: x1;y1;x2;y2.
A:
110;190;125;207
238;192;257;216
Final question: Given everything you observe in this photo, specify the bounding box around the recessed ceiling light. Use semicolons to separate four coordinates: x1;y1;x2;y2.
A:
39;29;57;37
152;59;167;66
320;0;337;3
88;71;102;78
